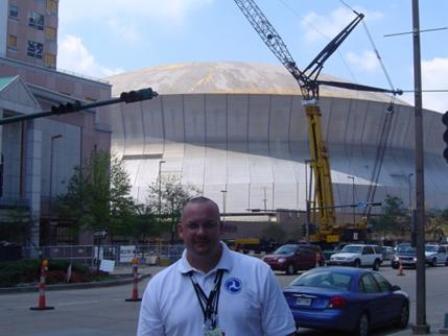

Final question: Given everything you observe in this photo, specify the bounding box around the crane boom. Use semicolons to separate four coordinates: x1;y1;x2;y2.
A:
234;0;400;242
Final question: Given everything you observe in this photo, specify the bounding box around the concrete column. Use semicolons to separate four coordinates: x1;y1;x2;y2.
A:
25;120;42;255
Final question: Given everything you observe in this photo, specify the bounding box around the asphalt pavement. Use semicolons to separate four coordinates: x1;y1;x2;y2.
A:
0;264;447;335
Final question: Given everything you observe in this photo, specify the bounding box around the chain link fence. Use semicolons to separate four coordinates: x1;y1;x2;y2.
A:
22;243;185;266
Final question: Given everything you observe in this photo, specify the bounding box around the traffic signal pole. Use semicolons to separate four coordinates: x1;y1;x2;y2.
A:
0;88;158;126
411;0;430;334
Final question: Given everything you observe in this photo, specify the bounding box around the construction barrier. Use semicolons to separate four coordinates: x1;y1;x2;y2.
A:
30;259;54;311
125;257;142;302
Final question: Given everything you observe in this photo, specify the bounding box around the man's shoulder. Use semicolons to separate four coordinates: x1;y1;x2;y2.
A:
229;250;270;272
147;260;182;287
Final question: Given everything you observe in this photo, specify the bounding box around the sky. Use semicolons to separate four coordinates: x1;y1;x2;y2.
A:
57;0;448;112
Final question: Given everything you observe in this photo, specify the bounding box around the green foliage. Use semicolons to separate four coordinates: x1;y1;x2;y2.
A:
370;195;410;236
146;174;201;237
0;259;107;287
57;151;137;240
0;207;31;243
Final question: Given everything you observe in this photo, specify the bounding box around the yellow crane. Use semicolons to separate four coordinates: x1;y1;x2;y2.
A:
234;0;402;243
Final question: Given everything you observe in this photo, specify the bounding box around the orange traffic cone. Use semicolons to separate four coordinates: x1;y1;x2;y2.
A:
30;259;54;310
397;260;405;276
125;257;142;302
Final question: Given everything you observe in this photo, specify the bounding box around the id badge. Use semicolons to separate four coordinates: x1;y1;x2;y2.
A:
204;327;224;336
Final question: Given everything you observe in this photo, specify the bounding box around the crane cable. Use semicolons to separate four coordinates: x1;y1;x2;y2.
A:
339;0;400;217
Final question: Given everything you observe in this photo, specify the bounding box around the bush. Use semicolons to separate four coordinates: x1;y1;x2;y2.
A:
0;259;99;287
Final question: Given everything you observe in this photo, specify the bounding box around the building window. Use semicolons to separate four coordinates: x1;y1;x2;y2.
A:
27;41;43;59
9;4;19;19
29;11;44;30
44;53;56;68
46;0;58;14
7;35;18;50
45;26;57;40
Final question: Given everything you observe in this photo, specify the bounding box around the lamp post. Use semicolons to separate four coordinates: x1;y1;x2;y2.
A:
304;159;313;241
347;176;356;226
158;160;165;215
49;134;62;212
407;173;414;211
221;189;227;214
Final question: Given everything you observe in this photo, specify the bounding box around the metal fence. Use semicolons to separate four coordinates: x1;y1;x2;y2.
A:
22;244;185;265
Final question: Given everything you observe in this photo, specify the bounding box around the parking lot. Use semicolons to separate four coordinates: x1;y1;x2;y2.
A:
0;264;447;335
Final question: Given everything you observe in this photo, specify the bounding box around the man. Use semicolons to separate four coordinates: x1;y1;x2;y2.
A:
137;196;296;336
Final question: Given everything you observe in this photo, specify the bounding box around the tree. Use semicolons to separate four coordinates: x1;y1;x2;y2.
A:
57;151;137;241
370;195;409;238
146;174;200;240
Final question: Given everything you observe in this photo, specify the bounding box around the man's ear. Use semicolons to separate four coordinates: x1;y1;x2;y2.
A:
177;223;184;239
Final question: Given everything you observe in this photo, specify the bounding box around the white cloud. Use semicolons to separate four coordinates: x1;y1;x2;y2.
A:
301;7;383;42
400;57;448;112
421;57;448;112
60;0;213;27
346;50;379;72
58;35;124;78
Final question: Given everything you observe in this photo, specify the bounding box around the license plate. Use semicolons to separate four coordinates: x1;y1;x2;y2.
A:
296;297;312;306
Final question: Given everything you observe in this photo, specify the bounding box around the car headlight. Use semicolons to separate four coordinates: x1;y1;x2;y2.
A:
413;257;417;262
278;258;286;263
393;256;399;261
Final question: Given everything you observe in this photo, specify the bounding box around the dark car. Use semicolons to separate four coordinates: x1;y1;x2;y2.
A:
262;243;324;275
391;246;417;269
283;267;409;336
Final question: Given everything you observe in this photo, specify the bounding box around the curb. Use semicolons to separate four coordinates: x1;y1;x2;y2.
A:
0;273;151;295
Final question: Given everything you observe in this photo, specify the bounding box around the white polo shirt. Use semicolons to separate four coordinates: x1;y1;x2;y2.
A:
137;242;296;336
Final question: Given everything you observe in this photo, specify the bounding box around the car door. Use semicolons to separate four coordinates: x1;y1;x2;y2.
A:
437;246;447;265
371;272;403;323
359;273;389;327
362;246;374;266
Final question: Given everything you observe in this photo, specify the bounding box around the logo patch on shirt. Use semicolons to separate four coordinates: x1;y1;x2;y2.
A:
224;277;242;294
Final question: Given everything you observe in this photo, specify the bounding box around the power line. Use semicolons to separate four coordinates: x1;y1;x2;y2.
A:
385;26;447;37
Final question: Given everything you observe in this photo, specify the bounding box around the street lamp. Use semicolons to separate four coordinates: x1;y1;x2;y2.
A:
347;175;356;226
158;160;165;214
49;134;62;212
220;189;227;214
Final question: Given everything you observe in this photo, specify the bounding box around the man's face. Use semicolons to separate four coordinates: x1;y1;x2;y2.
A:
178;202;221;257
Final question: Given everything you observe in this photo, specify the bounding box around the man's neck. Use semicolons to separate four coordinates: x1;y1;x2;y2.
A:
187;244;223;273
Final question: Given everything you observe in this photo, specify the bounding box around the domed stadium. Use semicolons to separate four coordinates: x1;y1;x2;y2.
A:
100;61;448;215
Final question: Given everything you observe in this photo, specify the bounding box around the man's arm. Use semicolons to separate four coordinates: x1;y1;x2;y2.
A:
136;280;165;336
260;265;297;336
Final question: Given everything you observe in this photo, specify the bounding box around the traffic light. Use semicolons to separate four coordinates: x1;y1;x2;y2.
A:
120;88;157;103
50;101;82;114
442;111;448;162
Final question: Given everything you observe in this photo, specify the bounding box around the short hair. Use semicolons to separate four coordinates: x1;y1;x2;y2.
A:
181;196;220;221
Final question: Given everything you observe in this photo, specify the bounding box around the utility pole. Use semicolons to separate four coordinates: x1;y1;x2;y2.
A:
411;0;430;333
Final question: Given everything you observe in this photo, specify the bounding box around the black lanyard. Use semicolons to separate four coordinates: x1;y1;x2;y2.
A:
189;269;224;329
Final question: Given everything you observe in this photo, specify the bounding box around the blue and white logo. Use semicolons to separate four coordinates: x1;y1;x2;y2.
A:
224;277;242;294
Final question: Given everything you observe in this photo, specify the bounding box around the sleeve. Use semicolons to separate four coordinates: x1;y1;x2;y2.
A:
136;279;165;336
260;265;297;336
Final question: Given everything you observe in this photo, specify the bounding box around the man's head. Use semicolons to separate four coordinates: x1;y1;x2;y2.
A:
178;197;222;258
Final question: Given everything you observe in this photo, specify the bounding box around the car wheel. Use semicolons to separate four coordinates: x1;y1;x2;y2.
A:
286;264;295;275
354;259;361;268
372;259;380;271
354;313;369;336
395;302;409;329
431;258;437;267
445;258;448;266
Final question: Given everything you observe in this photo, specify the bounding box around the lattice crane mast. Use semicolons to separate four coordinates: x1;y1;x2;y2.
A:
234;0;401;242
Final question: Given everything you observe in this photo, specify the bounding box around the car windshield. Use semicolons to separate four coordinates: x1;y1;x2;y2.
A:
273;245;297;255
399;247;416;255
291;270;352;290
425;245;438;252
341;245;363;253
396;244;411;253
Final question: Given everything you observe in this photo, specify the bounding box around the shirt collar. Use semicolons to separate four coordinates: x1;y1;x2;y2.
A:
178;241;233;276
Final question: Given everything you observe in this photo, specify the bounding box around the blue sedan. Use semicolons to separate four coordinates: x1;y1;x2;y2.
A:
283;267;409;336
